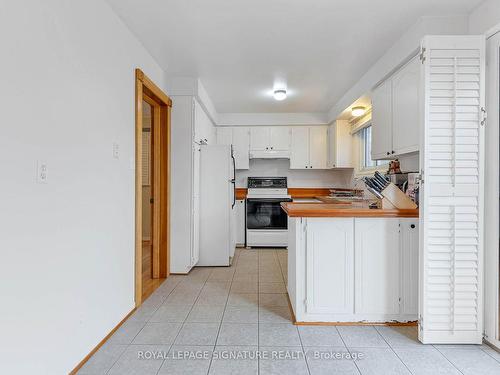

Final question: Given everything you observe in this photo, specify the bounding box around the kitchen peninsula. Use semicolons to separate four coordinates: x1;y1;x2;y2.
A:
281;201;419;324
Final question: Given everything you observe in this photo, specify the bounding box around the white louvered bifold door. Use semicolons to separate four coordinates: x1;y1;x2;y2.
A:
419;35;485;344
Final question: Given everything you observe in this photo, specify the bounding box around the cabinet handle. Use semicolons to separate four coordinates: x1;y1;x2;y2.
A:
391;150;395;154
271;146;273;150
386;152;390;155
410;224;415;229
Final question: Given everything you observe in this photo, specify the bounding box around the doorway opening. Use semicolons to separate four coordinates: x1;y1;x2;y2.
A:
135;69;172;306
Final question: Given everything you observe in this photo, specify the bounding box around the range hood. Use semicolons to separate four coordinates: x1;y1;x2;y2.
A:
249;150;290;159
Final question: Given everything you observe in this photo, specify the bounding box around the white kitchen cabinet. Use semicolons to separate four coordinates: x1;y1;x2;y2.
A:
371;78;393;160
249;126;290;153
171;97;215;273
392;57;420;155
249;127;268;151
269;127;291;151
288;216;418;323
232;128;250;169
216;127;250;169
328;120;353;168
400;219;418;316
290;126;328;169
309;127;328;169
216;127;232;146
235;199;246;246
306;218;354;314
354;218;400;316
371;56;420;160
290;127;310;169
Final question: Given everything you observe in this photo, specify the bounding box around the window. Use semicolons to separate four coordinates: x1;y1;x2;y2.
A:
359;125;388;170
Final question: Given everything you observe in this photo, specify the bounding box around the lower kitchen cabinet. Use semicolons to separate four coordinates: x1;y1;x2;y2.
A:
234;199;246;246
288;217;419;322
354;218;400;317
305;218;354;314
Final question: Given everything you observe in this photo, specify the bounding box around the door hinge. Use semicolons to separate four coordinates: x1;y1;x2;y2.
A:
480;107;487;126
419;47;426;63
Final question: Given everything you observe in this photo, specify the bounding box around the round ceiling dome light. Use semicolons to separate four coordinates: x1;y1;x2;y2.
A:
273;89;287;101
351;106;366;117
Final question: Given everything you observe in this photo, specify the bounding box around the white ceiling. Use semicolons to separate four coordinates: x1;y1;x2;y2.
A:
106;0;482;114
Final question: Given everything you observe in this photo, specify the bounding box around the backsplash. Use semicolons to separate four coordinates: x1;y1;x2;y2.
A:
235;159;353;188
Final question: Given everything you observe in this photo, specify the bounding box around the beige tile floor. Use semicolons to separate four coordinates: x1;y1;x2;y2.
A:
79;248;500;375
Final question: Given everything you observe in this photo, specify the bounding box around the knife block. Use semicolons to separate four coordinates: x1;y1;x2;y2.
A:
381;182;418;209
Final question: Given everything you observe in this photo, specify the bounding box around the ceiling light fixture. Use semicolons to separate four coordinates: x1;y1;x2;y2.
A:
351;106;366;117
273;89;287;101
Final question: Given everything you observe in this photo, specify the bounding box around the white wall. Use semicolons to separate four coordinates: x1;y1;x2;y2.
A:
469;0;500;35
0;1;166;374
235;159;353;188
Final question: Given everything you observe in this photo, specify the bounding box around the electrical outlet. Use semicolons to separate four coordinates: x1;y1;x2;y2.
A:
37;161;48;184
112;142;120;159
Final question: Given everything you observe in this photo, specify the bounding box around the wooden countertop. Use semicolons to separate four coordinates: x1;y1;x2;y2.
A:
235;187;355;200
281;201;419;218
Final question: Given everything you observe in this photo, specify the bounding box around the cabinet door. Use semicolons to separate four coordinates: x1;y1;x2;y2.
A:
232;127;250;169
400;219;418;316
290;127;310;169
328;123;337;168
309;126;328;169
306;218;354;314
269;126;290;151
235;200;246;245
392;57;420;155
371;79;393;160
191;143;201;266
249;127;269;150
354;218;400;315
217;127;233;146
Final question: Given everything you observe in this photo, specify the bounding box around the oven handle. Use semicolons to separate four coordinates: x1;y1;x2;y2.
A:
246;198;293;203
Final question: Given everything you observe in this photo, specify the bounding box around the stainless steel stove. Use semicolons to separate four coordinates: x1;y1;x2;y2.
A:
246;177;291;247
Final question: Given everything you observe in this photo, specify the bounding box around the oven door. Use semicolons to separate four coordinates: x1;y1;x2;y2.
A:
246;198;292;230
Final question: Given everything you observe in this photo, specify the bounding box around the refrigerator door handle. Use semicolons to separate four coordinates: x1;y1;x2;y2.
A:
231;145;236;209
231;179;236;209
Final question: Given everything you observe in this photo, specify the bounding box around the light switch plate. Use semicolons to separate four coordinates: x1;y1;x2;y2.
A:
112;142;120;159
37;161;48;184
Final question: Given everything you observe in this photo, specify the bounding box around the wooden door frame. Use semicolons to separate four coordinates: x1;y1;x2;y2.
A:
135;69;172;307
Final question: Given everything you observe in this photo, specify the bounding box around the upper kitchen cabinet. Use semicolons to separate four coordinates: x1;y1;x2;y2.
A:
216;127;250;169
371;56;420;160
371;79;393;159
249;127;268;151
249;126;291;157
232;128;250;169
328;120;353;168
290;126;328;169
392;57;420;155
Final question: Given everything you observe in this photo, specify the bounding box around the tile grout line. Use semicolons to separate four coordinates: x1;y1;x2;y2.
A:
480;344;500;364
155;268;214;375
104;277;182;375
337;327;362;375
373;327;415;375
207;249;239;374
432;345;466;375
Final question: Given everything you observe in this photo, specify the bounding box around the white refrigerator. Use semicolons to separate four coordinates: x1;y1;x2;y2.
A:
198;144;236;266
